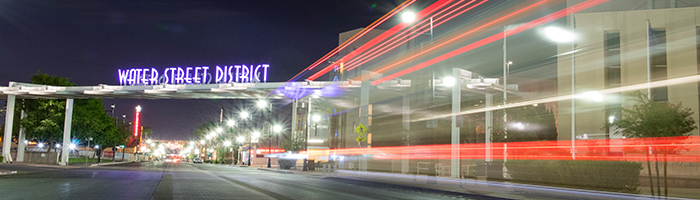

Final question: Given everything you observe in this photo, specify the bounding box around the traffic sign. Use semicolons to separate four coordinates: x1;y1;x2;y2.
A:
355;123;367;135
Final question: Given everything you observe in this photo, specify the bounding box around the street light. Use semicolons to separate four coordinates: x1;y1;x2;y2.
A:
257;100;268;108
401;11;416;23
543;26;576;43
240;111;249;119
69;144;76;150
216;127;223;133
442;77;456;87
227;120;235;127
224;141;231;146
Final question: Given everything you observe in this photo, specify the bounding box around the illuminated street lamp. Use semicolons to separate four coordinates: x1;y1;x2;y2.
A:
543;26;576;43
240;111;249;119
442;76;456;87
69;144;76;150
216;127;223;133
401;11;415;23
224;141;231;146
256;100;268;108
227;120;235;127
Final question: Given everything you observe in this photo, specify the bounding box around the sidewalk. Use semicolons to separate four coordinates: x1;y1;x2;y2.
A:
253;167;694;200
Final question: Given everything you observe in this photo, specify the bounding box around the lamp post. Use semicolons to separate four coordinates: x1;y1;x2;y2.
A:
240;111;251;166
236;136;245;165
224;140;232;165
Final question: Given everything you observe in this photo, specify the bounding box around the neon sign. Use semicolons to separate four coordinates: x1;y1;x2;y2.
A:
117;64;270;85
134;105;141;137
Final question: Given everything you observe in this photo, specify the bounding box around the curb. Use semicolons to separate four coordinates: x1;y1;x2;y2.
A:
256;168;296;174
0;170;17;175
89;162;132;167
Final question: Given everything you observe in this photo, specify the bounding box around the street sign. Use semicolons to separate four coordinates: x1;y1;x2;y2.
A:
355;123;367;135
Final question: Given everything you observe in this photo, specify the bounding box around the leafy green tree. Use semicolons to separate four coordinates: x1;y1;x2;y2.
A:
490;104;557;143
609;91;696;197
19;72;126;162
141;127;153;138
281;134;305;152
194;121;218;139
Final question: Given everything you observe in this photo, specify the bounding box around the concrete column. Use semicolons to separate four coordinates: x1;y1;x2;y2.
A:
450;68;461;178
60;99;74;166
666;9;700;136
485;94;492;162
17;110;26;162
359;70;370;172
2;95;15;163
401;95;410;174
291;99;298;138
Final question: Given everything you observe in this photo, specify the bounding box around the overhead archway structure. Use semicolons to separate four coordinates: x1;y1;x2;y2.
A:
1;71;518;166
0;80;352;165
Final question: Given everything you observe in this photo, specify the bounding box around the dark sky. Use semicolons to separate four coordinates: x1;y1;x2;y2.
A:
0;0;423;140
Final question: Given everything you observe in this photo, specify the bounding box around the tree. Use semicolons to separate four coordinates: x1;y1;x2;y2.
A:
19;72;124;164
490;104;557;143
21;71;76;152
281;134;305;152
609;91;696;197
194;121;218;139
141;127;153;139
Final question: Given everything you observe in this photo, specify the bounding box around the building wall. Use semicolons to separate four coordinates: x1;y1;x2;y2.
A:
557;7;700;140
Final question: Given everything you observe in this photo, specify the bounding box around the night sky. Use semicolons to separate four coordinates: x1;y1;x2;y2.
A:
0;0;426;140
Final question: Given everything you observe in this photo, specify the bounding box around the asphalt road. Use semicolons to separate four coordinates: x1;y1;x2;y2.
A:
0;162;503;200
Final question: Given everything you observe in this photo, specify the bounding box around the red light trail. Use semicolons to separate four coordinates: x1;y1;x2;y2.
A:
285;0;416;82
342;0;484;73
306;0;454;81
312;136;700;163
372;0;608;85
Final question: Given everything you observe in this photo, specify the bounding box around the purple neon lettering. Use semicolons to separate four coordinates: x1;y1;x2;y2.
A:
118;69;129;85
234;65;241;83
185;67;193;84
262;64;269;82
201;66;209;83
150;68;158;85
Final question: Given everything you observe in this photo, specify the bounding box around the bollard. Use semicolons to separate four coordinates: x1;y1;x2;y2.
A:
323;164;327;176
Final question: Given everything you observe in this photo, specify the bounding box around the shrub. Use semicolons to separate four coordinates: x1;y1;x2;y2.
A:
278;159;296;169
506;160;642;194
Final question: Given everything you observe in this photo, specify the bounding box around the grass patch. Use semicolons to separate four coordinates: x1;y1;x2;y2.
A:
506;160;642;194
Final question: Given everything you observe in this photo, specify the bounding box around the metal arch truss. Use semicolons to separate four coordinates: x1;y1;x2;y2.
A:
0;81;367;100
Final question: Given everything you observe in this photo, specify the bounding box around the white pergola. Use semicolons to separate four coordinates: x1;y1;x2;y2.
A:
0;80;357;165
2;70;517;171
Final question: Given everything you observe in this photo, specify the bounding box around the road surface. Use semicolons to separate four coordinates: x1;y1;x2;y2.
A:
0;162;502;200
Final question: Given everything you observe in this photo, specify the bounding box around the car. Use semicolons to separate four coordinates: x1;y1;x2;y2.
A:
193;158;202;163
